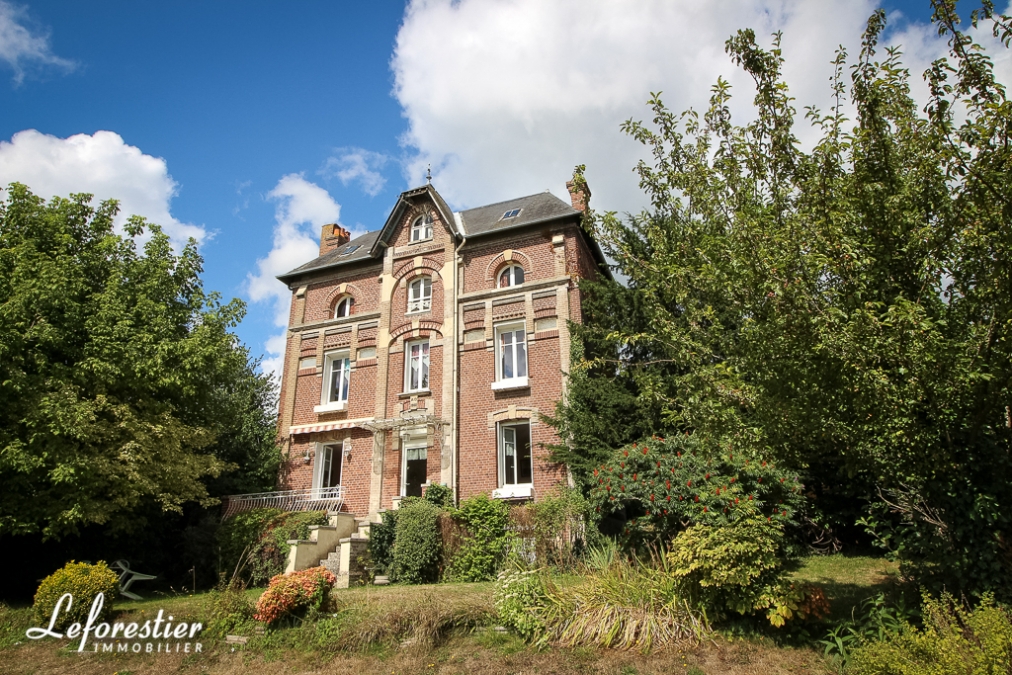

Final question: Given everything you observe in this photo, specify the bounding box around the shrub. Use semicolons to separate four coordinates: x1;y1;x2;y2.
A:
423;482;454;508
204;583;256;638
366;509;398;577
494;568;550;643
667;503;810;626
219;508;329;585
391;499;443;584
509;487;593;569
447;494;511;582
588;434;805;547
540;556;709;651
253;566;336;625
32;561;118;631
848;594;1012;675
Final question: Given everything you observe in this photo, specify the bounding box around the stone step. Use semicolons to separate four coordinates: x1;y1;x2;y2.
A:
373;575;390;586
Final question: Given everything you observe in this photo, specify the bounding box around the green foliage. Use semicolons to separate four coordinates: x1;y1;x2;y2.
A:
31;560;118;630
586;5;1012;599
667;505;805;626
447;494;511;582
847;594;1012;675
366;509;398;577
539;556;708;651
493;568;550;643
524;487;594;568
590;434;804;547
423;483;454;508
0;183;280;539
818;592;918;668
391;499;443;584
542;279;679;490
203;583;257;639
0;603;32;650
218;509;328;586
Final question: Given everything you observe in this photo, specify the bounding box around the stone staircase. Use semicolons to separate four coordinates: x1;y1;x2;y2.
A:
285;512;377;588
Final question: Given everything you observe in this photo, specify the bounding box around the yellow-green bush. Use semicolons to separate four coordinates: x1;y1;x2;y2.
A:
32;561;118;630
847;594;1012;675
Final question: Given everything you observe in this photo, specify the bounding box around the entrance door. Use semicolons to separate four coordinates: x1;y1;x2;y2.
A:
403;445;428;498
315;444;342;498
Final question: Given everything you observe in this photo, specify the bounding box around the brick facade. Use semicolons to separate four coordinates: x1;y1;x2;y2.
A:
274;181;605;517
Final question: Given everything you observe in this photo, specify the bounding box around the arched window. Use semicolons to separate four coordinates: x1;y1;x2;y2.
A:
410;214;434;242
498;264;525;288
334;296;353;318
407;277;432;313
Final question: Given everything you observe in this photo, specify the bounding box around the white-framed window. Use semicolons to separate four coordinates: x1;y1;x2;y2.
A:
492;322;528;389
498;421;533;486
315;351;350;412
404;339;430;392
313;442;343;493
401;436;428;498
410;213;434;242
334;296;352;318
498;265;525;288
407;276;432;313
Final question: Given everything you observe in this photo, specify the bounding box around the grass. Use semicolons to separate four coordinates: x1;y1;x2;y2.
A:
789;555;900;622
0;555;899;674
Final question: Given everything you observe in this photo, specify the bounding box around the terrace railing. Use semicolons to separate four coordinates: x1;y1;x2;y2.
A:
222;486;346;519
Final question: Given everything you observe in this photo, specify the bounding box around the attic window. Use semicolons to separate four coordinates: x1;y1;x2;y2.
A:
340;245;360;256
501;208;521;220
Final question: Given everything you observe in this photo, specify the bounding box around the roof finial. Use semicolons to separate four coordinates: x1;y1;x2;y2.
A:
426;164;432;184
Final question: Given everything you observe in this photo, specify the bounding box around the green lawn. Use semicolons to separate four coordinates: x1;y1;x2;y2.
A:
1;555;901;675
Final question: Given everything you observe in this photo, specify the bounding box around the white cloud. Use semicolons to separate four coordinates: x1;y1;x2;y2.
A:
392;0;1012;216
0;1;75;85
247;174;365;378
320;147;389;196
0;129;205;247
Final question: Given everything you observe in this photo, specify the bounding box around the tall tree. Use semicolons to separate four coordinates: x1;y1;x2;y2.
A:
0;183;280;539
590;2;1012;599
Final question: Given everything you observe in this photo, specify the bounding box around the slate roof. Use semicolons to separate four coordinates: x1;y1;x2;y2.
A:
457;191;579;237
278;230;381;281
277;187;591;284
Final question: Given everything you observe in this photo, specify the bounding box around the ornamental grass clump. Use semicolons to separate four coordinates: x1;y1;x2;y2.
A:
253;566;336;626
32;561;118;631
540;556;709;652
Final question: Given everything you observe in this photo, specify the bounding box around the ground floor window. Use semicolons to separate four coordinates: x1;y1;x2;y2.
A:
499;421;532;486
402;443;428;498
314;443;342;493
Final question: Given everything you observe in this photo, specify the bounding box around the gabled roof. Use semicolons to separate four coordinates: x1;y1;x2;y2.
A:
277;184;609;285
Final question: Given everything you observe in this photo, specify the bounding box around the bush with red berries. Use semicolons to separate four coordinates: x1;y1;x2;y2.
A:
588;433;805;546
253;566;337;626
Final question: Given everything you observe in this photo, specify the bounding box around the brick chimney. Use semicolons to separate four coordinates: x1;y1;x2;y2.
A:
320;223;351;256
566;176;591;213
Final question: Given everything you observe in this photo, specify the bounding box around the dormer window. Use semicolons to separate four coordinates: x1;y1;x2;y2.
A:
498;265;525;288
410;214;434;242
501;208;521;220
334;297;353;318
408;277;432;313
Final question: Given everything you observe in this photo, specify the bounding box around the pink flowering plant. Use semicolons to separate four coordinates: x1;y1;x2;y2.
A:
588;433;805;546
253;566;337;626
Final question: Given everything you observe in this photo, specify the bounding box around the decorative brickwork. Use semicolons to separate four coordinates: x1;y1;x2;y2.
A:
274;182;603;517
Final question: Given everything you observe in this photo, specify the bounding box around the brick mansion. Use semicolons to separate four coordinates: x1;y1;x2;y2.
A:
274;176;607;519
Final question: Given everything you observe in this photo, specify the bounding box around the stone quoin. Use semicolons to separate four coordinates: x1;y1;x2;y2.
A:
275;176;607;516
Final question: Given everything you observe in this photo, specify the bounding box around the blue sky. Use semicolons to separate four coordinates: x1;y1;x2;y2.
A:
1;0;1005;376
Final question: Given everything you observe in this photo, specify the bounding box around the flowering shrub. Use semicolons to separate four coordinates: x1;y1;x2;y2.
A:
32;561;118;630
588;434;805;545
253;566;336;625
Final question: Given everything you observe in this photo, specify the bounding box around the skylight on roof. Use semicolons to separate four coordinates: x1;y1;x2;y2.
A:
501;208;521;220
340;245;361;255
